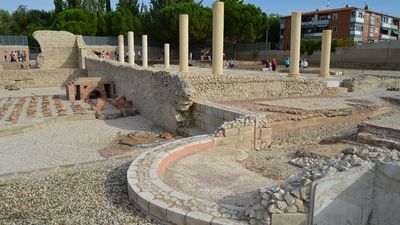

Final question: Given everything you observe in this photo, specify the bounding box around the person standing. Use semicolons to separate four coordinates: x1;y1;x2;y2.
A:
271;58;277;71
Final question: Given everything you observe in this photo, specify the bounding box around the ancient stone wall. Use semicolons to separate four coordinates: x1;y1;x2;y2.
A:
341;75;400;92
0;68;86;88
185;75;327;101
86;58;193;131
33;31;97;69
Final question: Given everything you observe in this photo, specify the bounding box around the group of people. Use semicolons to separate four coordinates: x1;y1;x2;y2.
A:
283;57;308;69
265;58;278;71
4;50;27;63
100;50;142;62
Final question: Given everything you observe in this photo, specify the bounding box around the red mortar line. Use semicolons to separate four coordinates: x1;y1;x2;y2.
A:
0;98;14;121
8;97;26;124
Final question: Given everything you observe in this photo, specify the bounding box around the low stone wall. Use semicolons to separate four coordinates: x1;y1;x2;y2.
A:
185;75;327;101
342;75;400;92
192;101;254;133
0;68;86;88
86;58;193;131
127;135;247;225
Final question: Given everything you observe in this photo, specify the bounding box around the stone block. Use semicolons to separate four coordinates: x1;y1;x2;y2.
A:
149;199;168;220
170;191;193;201
167;207;189;225
258;127;273;139
137;191;154;211
223;128;239;137
238;126;254;135
211;218;244;225
271;213;307;225
186;211;213;225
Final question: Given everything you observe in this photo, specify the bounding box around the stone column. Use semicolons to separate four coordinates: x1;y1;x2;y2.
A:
212;1;224;75
320;30;332;77
179;14;189;73
128;31;135;65
118;35;124;63
142;35;148;67
164;43;170;69
288;12;302;78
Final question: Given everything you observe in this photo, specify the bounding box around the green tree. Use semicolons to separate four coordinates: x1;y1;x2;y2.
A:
149;2;211;45
0;10;13;35
150;0;196;12
106;0;111;12
54;0;65;13
53;8;97;35
102;7;141;35
223;0;268;58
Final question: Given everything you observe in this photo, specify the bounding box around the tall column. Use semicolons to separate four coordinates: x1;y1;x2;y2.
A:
179;14;189;73
320;30;332;77
118;35;124;63
212;1;224;75
128;31;135;65
288;12;302;78
164;43;170;69
142;35;148;67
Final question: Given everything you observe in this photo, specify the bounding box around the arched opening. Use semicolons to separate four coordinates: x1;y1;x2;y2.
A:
89;90;101;99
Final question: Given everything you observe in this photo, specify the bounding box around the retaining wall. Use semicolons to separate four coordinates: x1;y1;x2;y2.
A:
86;58;193;131
185;75;327;102
309;162;400;225
0;68;86;88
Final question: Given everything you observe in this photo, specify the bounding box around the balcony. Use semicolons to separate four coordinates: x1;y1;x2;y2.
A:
350;17;364;23
390;24;399;30
301;20;329;27
382;23;391;29
381;34;398;40
280;23;284;29
303;32;323;38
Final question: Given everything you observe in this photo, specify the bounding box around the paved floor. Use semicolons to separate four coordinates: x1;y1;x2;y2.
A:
163;146;280;207
0;116;157;174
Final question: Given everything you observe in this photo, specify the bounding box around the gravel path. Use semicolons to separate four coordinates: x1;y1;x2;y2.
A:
0;160;159;225
0;116;160;174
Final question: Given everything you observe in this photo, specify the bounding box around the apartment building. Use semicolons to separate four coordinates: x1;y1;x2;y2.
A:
280;5;400;49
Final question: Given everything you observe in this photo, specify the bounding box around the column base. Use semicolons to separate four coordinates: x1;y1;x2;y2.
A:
287;73;301;78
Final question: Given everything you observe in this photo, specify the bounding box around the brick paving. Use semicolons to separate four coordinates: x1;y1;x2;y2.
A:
0;95;94;129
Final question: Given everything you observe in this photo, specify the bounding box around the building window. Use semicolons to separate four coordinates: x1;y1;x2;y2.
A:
332;14;338;20
370;27;374;33
350;24;355;31
383;17;389;23
351;11;356;17
332;26;337;32
358;12;364;18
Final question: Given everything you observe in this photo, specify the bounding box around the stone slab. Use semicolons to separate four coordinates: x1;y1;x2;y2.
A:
271;213;307;225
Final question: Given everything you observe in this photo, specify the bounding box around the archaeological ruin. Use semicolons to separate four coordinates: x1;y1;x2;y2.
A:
0;2;399;225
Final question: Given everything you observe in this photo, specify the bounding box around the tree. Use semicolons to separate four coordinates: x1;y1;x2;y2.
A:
118;0;140;15
149;2;211;45
0;10;13;35
54;0;65;13
53;8;97;35
101;7;141;35
150;0;195;13
106;0;111;12
223;0;268;58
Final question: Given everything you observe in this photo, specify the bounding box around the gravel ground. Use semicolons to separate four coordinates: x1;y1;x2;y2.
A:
164;146;278;207
0;160;159;225
244;122;360;180
0;87;65;98
0;116;161;174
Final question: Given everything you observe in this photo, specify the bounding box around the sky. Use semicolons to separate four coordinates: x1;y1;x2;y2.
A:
0;0;399;17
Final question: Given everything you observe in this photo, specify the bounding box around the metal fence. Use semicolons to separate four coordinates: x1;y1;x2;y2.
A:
83;36;160;46
0;35;28;46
